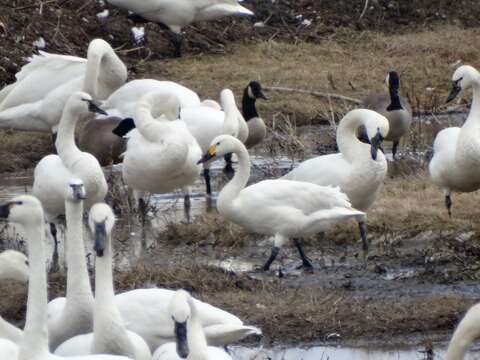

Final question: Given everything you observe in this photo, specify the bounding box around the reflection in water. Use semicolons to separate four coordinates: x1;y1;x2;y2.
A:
232;344;480;360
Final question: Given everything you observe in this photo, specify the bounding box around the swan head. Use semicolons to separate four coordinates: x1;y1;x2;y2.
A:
349;109;389;160
447;65;479;103
0;250;29;283
67;91;108;116
139;92;181;121
0;195;44;226
247;81;268;100
88;203;115;257
169;290;192;359
65;178;87;202
197;134;241;164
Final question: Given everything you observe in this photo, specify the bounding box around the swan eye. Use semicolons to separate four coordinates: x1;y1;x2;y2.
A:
25;260;29;266
216;142;220;146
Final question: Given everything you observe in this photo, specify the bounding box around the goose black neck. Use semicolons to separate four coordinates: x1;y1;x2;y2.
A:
242;87;258;122
387;87;403;111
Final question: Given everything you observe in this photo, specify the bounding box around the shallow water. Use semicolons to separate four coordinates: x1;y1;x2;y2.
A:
232;344;480;360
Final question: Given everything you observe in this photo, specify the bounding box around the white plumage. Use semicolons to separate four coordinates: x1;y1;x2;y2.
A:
32;92;108;220
55;204;151;360
445;303;480;360
152;290;232;360
0;39;126;134
198;135;366;270
429;65;480;217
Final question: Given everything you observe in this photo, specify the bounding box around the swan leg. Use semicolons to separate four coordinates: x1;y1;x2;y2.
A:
392;140;399;160
262;246;280;271
203;168;212;195
359;221;368;254
445;194;453;218
184;192;191;223
50;222;59;272
293;238;314;271
223;153;235;178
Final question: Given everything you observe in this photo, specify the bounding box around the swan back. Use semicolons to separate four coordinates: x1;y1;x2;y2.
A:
195;0;254;21
0;250;29;282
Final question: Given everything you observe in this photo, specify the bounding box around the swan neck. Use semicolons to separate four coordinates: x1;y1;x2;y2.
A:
464;83;480;127
187;299;209;360
56;107;82;163
65;200;93;300
20;224;49;359
336;113;370;162
242;88;258;121
222;97;239;137
135;98;171;143
445;327;475;360
218;144;250;206
83;50;102;97
0;316;23;343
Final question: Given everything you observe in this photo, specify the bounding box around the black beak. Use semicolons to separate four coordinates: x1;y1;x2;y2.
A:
85;99;108;116
0;203;10;219
174;321;189;359
71;185;86;200
197;152;215;165
112;118;136;137
257;89;268;100
94;222;107;257
446;80;462;103
370;131;384;160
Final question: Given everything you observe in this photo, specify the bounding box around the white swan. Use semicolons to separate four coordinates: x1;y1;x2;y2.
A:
32;91;108;221
0;250;29;345
361;71;412;159
46;179;95;350
121;91;202;205
242;81;268;149
283;109;389;257
0;39;126;136
55;204;151;360
429;65;480;217
113;87;246;195
0;338;18;359
445;303;480;360
106;0;254;56
0;195;133;360
152;290;232;360
198;135;366;271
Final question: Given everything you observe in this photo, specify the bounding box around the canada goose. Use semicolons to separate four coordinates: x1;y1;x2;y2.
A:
106;0;254;56
360;71;412;159
55;204;151;360
32;92;108;244
0;39;126;142
198;135;366;271
0;196;133;360
283;109;389;257
430;65;480;217
78;117;127;166
152;290;232;360
242;80;268;149
445;303;480;360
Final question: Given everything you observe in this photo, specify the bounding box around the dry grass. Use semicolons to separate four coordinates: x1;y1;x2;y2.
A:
139;25;480;126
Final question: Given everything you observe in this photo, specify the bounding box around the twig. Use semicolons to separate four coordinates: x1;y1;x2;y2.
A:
15;0;59;11
359;0;370;20
264;86;362;105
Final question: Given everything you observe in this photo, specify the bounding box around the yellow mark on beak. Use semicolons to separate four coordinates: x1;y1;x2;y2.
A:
207;145;217;157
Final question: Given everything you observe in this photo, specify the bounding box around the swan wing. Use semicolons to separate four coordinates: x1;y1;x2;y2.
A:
114;288;244;350
47;297;66;321
283;153;349;188
181;106;224;151
1;52;86;110
54;332;93;356
429;127;461;187
0;338;18;359
152;342;179;360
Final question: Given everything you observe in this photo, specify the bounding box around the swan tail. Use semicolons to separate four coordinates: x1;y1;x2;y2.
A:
204;324;262;346
0;83;15;107
310;207;366;227
0;102;50;132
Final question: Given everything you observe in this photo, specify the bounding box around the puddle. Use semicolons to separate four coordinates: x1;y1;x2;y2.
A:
231;344;480;360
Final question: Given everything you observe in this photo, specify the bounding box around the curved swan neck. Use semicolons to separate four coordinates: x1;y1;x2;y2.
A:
135;95;177;143
336;112;371;162
83;44;103;98
221;92;240;137
464;83;480;128
0;316;23;343
187;298;208;360
19;223;49;359
218;142;250;207
56;106;83;164
65;199;93;300
242;88;258;121
446;306;480;360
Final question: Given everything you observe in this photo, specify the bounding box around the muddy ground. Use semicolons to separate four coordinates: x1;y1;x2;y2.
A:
1;0;480;354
